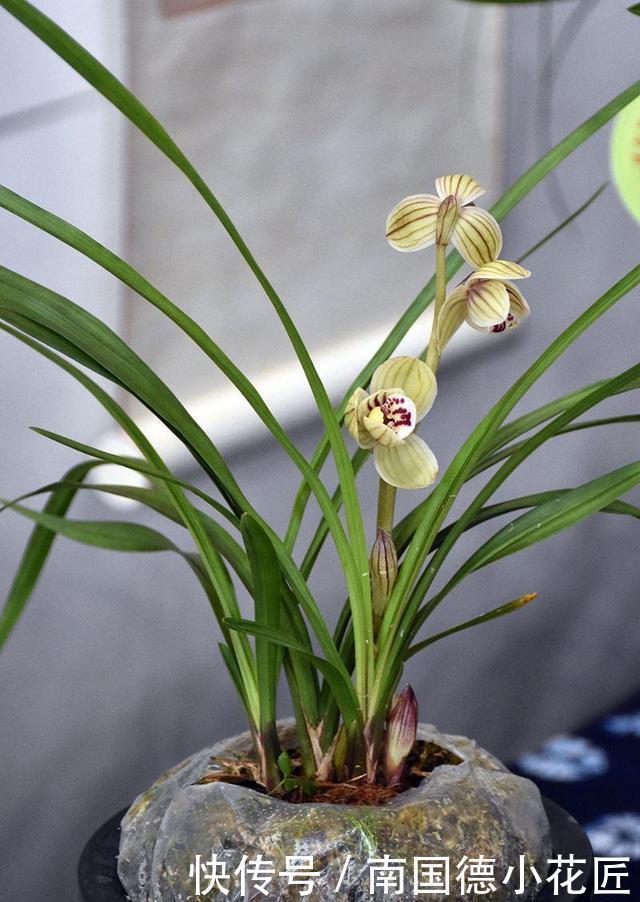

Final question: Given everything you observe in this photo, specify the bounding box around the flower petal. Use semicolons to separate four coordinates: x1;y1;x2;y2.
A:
505;281;531;323
364;414;403;447
374;434;439;489
362;390;417;446
369;356;437;421
435;174;485;206
345;387;376;449
466;279;510;329
385;194;439;252
437;285;469;349
470;259;531;282
452;206;503;267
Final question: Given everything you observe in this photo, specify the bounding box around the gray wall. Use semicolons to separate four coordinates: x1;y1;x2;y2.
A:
2;2;640;900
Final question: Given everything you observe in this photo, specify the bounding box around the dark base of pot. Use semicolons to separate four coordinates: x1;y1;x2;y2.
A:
78;797;593;901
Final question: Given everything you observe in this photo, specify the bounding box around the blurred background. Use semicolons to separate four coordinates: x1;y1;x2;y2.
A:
1;0;639;899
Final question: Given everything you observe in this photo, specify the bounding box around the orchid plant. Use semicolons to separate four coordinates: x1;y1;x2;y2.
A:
2;0;640;797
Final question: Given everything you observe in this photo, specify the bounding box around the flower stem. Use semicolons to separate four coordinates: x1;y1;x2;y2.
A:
425;243;448;373
376;478;397;534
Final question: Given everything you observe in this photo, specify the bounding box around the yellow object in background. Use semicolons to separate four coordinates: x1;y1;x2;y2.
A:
611;94;640;223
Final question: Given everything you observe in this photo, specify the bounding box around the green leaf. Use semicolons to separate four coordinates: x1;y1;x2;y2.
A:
219;642;252;720
409;361;640;635
225;618;360;726
28;426;237;525
0;307;119;382
406;593;538;659
1;477;254;593
240;514;283;730
629;3;640;14
0;270;368;709
0;267;247;515
2;499;180;552
0;319;260;724
0;461;93;648
486;378;640;456
300;448;369;579
515;182;608;265
3;320;348;723
392;269;640;623
406;488;640;647
473;414;640;477
277;751;293;779
27;430;351;719
451;462;640;577
0;186;369;640
396;375;640;552
432;490;640;552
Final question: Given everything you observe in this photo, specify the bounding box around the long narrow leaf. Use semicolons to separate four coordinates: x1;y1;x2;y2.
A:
0;320;259;719
0;268;247;514
1;477;253;592
0;187;368;629
444;462;640;589
0;461;93;648
2;499;180;552
225;618;360;726
515;183;608;265
28;427;237;525
240;514;283;732
406;593;538;659
411;361;640;626
474;415;640;477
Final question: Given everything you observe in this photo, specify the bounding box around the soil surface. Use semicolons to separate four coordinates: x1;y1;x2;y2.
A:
195;739;463;806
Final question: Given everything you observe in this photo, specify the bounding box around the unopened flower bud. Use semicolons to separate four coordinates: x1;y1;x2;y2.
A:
370;528;398;630
435;195;460;246
385;685;418;786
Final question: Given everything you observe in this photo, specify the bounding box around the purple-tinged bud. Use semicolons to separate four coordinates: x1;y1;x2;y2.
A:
384;685;418;786
370;528;398;631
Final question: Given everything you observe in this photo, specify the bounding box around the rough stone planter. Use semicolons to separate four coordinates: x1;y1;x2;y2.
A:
116;721;553;900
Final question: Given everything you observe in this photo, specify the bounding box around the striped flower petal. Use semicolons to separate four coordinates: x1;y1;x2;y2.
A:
466;279;510;329
435;174;485;206
369;356;437;420
385;194;439;252
452;206;503;267
506;281;531;321
437;285;469;350
374;434;439;489
471;259;531;281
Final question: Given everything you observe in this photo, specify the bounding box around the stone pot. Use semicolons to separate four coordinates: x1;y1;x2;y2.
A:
118;721;552;901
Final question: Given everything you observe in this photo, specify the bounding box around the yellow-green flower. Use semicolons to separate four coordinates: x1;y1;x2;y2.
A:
345;356;438;489
443;259;531;333
385;174;502;267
